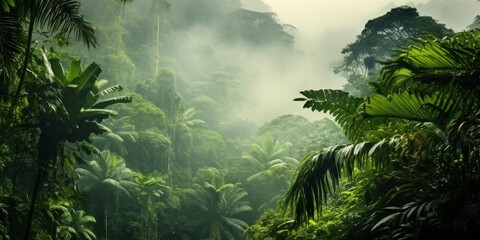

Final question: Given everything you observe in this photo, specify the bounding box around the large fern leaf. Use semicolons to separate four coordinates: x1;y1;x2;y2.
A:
295;89;386;142
284;138;399;226
362;91;459;129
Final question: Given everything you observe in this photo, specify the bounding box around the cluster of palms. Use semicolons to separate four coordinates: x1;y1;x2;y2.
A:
285;29;480;239
74;149;258;240
0;0;413;239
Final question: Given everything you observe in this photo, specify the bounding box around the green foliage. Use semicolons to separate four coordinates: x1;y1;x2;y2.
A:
0;0;313;239
76;150;136;239
243;135;297;185
286;29;480;239
18;0;97;47
244;210;291;240
133;171;168;240
295;89;385;142
258;115;348;158
34;51;132;162
190;128;226;169
0;0;15;12
185;182;252;240
76;150;136;198
339;6;452;73
92;116;139;157
193;167;227;188
54;208;97;240
240;135;298;212
336;6;453;97
114;93;166;130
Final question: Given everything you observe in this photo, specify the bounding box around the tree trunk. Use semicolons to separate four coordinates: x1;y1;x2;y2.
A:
24;166;46;240
24;125;59;240
13;8;36;110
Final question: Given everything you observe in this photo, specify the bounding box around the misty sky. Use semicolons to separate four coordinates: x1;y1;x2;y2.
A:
263;0;480;50
243;0;480;121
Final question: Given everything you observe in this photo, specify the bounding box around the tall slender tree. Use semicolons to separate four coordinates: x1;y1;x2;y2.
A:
76;150;136;240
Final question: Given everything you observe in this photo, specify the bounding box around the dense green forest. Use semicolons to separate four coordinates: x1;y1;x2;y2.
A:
0;0;479;239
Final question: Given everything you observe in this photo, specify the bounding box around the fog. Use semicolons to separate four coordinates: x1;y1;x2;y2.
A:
93;0;480;124
4;1;480;239
239;0;480;121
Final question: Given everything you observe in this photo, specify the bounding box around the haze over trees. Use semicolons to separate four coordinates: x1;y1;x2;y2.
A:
0;0;479;240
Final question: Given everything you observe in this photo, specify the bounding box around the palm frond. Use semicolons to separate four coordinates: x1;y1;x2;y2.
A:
363;91;459;128
98;84;123;96
0;11;23;95
30;0;97;47
91;96;132;109
221;216;249;232
295;89;386;142
77;108;117;121
284;138;399;226
381;30;480;97
103;178;130;198
0;11;23;64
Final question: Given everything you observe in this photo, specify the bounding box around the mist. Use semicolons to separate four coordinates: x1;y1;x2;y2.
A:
79;0;480;135
238;0;480;121
149;0;480;124
3;0;480;239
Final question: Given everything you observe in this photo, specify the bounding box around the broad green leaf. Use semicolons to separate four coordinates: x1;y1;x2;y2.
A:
49;58;66;81
66;59;82;82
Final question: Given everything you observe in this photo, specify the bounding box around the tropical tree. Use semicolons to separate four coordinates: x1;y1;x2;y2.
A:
92;116;139;157
0;0;97;103
136;69;196;184
257;115;348;158
112;93;171;172
185;182;252;240
285;29;480;239
468;15;480;29
22;50;131;239
50;205;97;240
133;171;168;240
242;135;299;211
336;6;453;97
76;150;136;240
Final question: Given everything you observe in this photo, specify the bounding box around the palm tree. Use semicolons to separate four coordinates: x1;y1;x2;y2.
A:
285;30;480;238
92;116;139;157
56;209;97;240
243;136;298;182
46;200;96;240
24;52;131;239
185;183;252;240
134;172;168;240
76;150;136;240
0;0;97;102
242;135;298;210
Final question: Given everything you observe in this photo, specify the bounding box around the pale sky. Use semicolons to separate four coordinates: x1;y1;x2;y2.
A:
262;0;480;51
240;0;480;120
